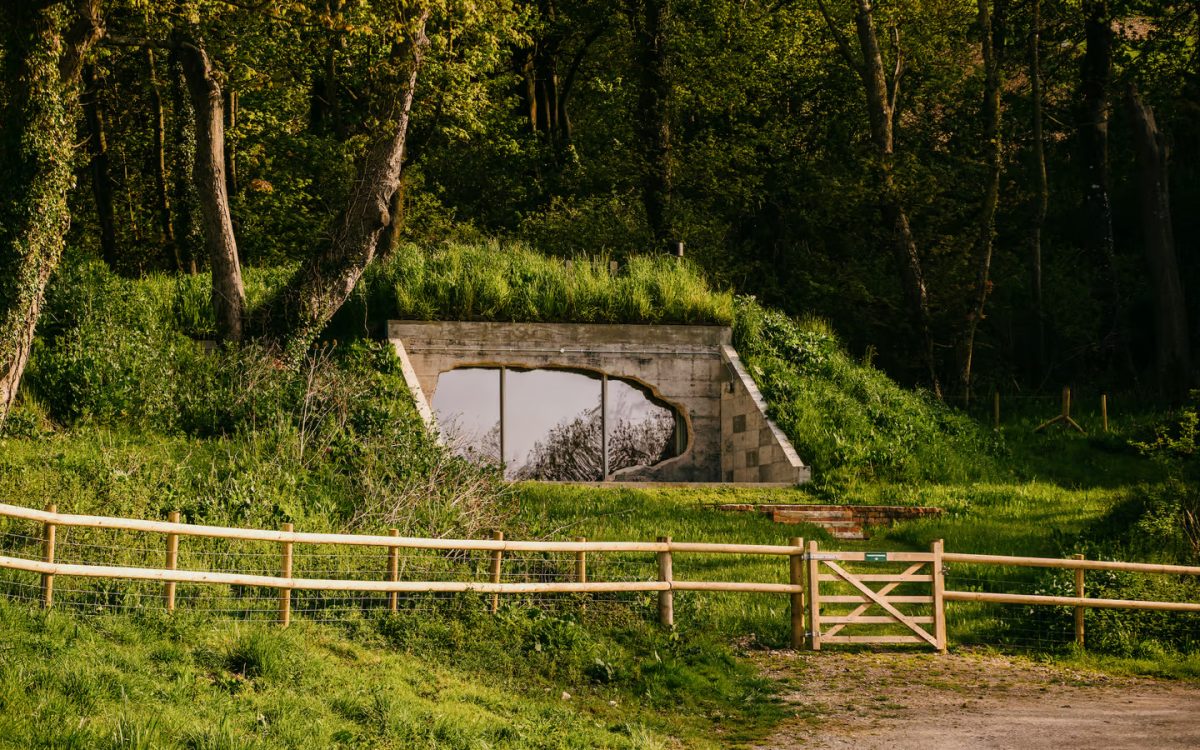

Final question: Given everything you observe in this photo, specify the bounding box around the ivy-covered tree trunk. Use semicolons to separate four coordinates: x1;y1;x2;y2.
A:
169;49;201;275
252;11;430;356
146;48;178;269
176;38;246;343
82;63;117;268
0;0;103;427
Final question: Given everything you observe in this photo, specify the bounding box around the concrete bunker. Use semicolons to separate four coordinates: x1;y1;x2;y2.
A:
388;321;811;484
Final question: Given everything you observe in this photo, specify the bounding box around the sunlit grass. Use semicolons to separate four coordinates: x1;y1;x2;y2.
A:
0;600;782;749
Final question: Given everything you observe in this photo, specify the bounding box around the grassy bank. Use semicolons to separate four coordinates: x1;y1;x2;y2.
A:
0;602;783;749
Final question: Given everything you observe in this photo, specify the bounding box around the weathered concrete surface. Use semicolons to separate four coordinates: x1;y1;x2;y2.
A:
720;346;811;484
387;321;809;484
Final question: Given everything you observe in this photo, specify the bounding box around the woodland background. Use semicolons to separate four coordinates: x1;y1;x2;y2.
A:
2;0;1198;419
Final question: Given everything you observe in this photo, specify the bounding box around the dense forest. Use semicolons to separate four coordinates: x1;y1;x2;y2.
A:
2;0;1198;427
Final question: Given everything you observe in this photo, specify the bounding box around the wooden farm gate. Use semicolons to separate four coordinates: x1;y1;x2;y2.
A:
805;540;947;651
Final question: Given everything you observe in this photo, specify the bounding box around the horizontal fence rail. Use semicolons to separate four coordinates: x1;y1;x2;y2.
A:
1;502;1198;651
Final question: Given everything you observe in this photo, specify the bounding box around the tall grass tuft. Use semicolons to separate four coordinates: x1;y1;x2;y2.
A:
345;241;735;327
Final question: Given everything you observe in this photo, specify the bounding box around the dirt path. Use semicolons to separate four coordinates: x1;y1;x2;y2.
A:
752;650;1200;750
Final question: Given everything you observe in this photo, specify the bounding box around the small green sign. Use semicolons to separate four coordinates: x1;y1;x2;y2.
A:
864;552;888;562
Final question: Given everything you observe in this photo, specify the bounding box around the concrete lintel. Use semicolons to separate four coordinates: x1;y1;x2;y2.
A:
387;320;732;353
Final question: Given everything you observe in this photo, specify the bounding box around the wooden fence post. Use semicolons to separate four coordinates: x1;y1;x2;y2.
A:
279;523;293;627
1035;385;1085;433
1101;394;1109;433
789;536;805;649
993;390;1001;429
164;510;180;611
575;537;587;583
806;539;821;650
657;536;674;629
932;539;947;652
388;528;399;612
41;503;56;609
490;530;503;614
1073;553;1085;648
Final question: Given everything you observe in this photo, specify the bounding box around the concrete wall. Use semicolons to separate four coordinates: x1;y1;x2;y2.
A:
387;321;809;484
719;346;812;484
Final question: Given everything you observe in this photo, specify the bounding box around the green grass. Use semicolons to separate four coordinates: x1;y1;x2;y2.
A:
351;241;735;328
506;420;1191;663
0;602;783;749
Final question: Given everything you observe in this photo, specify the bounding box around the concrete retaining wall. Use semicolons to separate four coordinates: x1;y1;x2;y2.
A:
719;346;812;484
387;320;809;484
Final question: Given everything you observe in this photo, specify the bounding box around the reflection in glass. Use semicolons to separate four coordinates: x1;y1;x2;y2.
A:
431;368;500;464
606;378;680;475
431;367;685;481
507;369;601;480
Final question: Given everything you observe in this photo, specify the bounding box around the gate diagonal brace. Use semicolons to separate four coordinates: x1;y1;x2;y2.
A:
823;562;925;638
823;560;939;648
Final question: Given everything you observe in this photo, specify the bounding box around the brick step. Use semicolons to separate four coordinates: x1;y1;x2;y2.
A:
774;512;854;521
774;518;860;529
719;502;943;541
771;511;854;523
830;529;867;540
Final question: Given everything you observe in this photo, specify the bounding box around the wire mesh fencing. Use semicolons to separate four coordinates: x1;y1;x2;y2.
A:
944;565;1076;651
0;512;664;625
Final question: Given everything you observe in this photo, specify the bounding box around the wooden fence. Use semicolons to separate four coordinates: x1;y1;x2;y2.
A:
2;502;1199;651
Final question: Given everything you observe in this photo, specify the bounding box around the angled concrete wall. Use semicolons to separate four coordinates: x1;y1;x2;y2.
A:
387;320;809;484
720;346;812;484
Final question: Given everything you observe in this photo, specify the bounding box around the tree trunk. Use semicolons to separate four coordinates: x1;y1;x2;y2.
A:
252;12;430;355
1129;85;1191;401
82;63;117;268
169;51;200;275
823;0;941;396
1029;0;1047;376
377;172;407;260
147;48;177;269
225;86;238;196
175;38;245;343
557;27;605;149
626;0;674;249
515;47;538;132
0;0;104;427
961;0;1004;404
1080;0;1126;367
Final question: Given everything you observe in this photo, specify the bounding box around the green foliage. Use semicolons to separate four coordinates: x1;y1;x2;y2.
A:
733;297;1002;485
10;261;510;537
1130;393;1200;473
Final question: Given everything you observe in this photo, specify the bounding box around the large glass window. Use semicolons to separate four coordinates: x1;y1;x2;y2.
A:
429;367;500;464
431;367;685;480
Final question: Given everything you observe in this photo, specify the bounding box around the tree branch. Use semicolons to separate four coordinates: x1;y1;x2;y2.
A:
60;0;105;83
815;0;864;76
888;25;903;116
